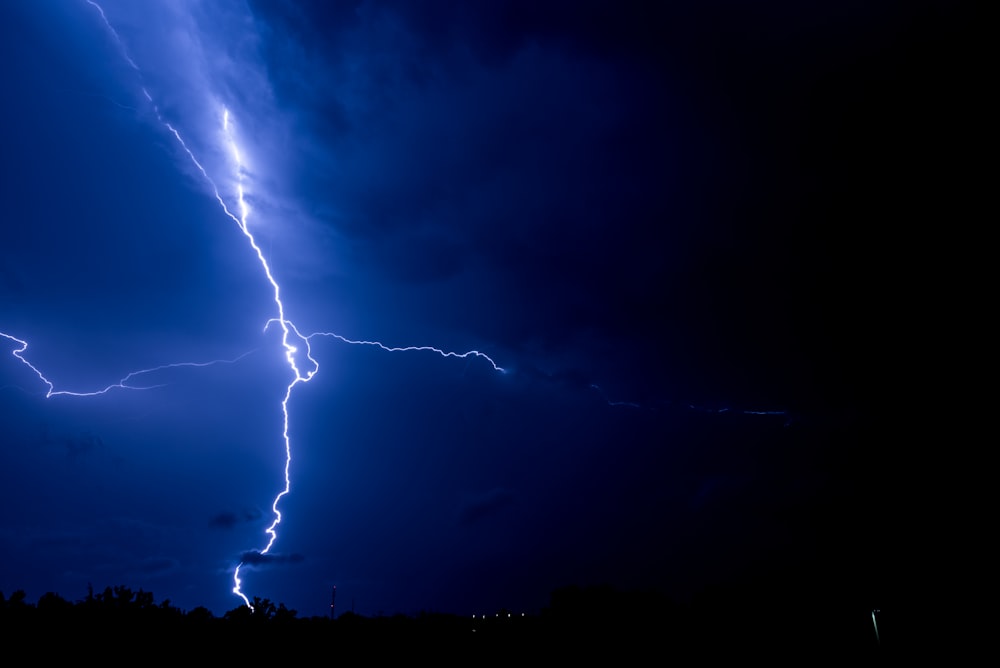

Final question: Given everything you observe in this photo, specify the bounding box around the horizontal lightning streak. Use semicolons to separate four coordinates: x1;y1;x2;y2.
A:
1;331;254;397
277;321;505;373
588;383;789;421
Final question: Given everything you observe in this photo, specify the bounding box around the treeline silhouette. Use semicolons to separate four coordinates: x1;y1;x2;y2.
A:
1;583;884;657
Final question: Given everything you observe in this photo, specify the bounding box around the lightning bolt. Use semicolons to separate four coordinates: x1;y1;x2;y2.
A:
142;68;321;611
71;0;504;612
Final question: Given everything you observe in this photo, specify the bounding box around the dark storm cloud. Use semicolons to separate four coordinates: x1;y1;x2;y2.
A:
240;550;305;567
251;0;685;245
241;1;706;417
256;0;923;415
209;512;239;529
209;507;263;530
246;0;865;410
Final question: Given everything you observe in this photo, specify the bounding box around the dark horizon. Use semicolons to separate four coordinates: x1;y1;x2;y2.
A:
2;581;889;656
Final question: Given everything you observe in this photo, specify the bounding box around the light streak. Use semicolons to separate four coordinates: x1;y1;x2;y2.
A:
84;0;139;71
1;331;254;397
588;382;789;421
588;384;641;408
282;321;505;373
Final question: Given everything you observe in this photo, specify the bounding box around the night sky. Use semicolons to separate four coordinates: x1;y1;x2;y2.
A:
1;1;964;620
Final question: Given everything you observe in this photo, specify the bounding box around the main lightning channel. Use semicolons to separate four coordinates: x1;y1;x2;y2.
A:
77;0;508;612
81;0;320;610
133;94;315;608
215;108;319;609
